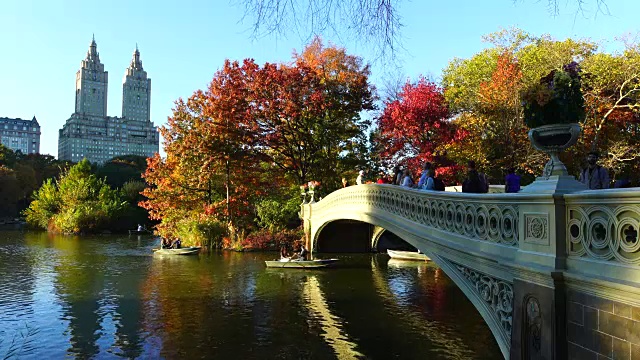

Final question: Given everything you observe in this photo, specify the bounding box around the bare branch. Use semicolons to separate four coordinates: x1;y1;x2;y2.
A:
237;0;608;60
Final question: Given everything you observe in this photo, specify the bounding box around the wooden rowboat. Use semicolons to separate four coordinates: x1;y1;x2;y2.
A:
129;229;150;235
265;258;339;269
387;249;430;261
153;247;201;256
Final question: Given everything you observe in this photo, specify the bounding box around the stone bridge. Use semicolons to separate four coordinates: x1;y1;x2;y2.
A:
300;178;640;359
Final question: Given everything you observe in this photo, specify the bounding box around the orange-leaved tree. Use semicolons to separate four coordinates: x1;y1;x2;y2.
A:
141;60;276;244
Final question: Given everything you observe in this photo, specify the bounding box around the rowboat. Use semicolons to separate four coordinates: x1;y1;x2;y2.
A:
153;247;201;256
129;229;150;235
387;249;430;261
264;258;339;269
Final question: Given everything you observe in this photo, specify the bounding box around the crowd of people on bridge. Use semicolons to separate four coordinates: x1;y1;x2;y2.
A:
345;160;503;193
345;152;629;192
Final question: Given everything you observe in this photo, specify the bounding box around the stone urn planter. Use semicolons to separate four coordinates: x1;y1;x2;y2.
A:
528;123;581;178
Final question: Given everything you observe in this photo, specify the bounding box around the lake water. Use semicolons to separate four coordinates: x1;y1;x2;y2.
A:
0;230;502;359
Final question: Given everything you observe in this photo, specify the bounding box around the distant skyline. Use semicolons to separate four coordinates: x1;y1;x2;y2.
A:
1;0;639;158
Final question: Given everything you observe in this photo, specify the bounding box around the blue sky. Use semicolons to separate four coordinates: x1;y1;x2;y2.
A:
1;0;638;157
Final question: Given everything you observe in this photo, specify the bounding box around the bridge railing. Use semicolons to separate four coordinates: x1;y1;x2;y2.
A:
305;185;640;278
304;184;553;255
565;188;640;284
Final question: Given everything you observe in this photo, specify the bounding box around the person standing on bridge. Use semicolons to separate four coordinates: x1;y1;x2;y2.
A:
401;168;414;188
417;162;432;189
462;161;488;193
393;166;403;185
504;168;521;193
579;151;610;190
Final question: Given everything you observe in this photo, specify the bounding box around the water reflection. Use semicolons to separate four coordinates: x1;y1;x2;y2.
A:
372;257;474;358
0;230;37;358
302;275;364;359
0;231;502;359
53;235;105;357
371;256;500;359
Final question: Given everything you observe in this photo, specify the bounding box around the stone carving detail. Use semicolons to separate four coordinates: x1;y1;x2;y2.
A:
449;261;513;341
523;296;542;358
567;204;640;265
525;214;549;245
310;187;520;247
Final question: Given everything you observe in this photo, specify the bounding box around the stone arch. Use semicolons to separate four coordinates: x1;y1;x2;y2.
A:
370;226;419;252
314;219;374;252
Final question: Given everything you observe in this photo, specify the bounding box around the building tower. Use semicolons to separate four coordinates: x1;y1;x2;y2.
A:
122;45;151;121
75;35;108;117
59;37;159;164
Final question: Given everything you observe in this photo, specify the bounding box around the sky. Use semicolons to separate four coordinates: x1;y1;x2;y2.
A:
1;0;639;158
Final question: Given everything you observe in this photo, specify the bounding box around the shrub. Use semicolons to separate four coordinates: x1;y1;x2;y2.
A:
242;228;303;251
175;215;227;248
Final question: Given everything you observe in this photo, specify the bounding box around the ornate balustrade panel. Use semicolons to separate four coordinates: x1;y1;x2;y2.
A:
308;185;544;247
565;189;640;266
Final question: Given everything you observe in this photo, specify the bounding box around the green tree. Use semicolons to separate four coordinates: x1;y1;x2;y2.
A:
0;144;17;167
95;155;148;189
255;185;302;232
25;159;126;234
580;40;640;180
0;166;20;217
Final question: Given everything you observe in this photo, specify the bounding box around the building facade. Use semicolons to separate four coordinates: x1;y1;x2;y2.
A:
58;37;159;164
0;116;41;154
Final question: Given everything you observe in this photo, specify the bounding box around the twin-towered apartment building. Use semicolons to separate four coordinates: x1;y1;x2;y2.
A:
58;36;159;163
1;36;159;164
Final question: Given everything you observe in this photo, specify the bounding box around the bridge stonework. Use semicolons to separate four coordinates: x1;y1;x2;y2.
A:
300;178;640;359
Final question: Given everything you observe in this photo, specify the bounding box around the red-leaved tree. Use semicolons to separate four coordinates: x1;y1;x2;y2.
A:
375;77;456;182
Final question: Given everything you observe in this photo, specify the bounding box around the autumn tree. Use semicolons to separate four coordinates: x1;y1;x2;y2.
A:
445;52;533;181
291;37;375;188
141;60;273;244
142;41;374;246
375;77;456;181
443;29;599;181
580;40;640;179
